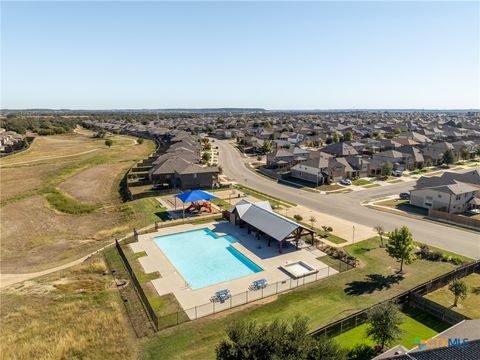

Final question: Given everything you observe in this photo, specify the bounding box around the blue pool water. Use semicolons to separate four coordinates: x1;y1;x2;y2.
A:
153;228;262;289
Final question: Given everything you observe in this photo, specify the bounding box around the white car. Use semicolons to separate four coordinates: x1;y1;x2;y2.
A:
340;179;352;185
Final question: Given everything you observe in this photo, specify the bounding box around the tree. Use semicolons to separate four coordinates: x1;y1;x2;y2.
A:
202;152;211;163
344;131;353;141
95;130;106;139
366;302;403;350
448;279;467;307
322;225;333;238
443;149;455;166
476;145;480;158
216;318;346;360
262;140;272;154
347;344;377;360
332;132;340;143
394;127;401;135
264;121;273;128
137;138;144;145
294;214;303;222
105;139;113;148
381;162;393;176
385;226;416;273
309;216;317;230
374;225;385;247
460;147;469;161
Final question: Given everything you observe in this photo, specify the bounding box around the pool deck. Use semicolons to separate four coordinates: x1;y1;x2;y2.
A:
129;221;337;318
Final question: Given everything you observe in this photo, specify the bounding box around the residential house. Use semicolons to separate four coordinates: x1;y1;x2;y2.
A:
409;169;480;213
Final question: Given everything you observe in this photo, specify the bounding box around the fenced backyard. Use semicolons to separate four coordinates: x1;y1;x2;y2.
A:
311;259;480;339
428;208;480;229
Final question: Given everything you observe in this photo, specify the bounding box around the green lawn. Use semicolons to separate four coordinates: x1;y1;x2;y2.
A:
334;305;449;350
104;242;186;324
129;197;170;227
352;179;372;186
288;217;348;244
425;273;480;319
234;184;296;207
317;255;354;273
210;198;231;210
140;237;467;360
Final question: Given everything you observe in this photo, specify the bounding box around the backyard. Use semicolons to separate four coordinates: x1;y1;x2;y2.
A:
424;272;480;319
334;305;449;350
139;236;471;360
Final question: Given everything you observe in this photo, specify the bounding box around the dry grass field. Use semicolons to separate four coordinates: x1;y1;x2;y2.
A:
0;128;156;273
0;258;137;359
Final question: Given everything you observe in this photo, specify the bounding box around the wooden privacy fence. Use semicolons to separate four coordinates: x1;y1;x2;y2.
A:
428;209;480;229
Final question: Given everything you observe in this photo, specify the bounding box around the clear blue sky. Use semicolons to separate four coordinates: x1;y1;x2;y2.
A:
1;1;479;110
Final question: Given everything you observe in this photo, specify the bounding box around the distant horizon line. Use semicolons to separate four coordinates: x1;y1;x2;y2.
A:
2;107;479;113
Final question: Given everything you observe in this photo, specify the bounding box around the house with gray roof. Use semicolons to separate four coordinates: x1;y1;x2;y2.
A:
410;169;480;213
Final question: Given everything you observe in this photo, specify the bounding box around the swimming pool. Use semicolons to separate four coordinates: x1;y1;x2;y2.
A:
153;228;262;289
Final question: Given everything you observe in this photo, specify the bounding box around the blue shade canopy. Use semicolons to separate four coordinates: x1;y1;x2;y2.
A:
175;190;218;204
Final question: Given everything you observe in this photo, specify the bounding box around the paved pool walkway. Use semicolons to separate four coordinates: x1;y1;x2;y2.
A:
129;221;336;319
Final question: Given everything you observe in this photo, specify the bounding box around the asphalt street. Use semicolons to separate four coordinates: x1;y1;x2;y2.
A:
215;139;480;258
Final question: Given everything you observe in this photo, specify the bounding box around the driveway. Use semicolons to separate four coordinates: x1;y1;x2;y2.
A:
216;139;480;259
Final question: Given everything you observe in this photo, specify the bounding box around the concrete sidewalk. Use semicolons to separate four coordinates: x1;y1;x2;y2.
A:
279;205;376;244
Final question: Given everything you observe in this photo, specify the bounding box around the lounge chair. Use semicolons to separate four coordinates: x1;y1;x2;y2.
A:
214;289;231;303
251;278;267;290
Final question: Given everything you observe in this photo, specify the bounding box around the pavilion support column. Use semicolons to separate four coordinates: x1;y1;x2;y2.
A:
279;240;283;254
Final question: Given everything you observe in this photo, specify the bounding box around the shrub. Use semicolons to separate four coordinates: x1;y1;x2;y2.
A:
430;251;443;261
347;344;377;360
293;214;303;222
450;257;464;265
418;244;431;258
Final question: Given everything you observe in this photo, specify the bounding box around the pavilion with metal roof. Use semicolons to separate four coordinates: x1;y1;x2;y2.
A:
227;200;315;253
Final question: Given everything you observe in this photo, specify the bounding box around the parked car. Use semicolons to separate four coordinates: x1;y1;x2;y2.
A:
399;192;410;200
340;179;352;185
392;170;404;177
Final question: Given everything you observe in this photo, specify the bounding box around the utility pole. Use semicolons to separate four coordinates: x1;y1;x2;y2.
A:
352;225;355;244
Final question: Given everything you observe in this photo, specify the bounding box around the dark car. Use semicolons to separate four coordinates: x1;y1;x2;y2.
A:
399;192;410;200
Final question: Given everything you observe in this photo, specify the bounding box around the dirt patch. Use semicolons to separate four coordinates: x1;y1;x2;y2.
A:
59;163;128;204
